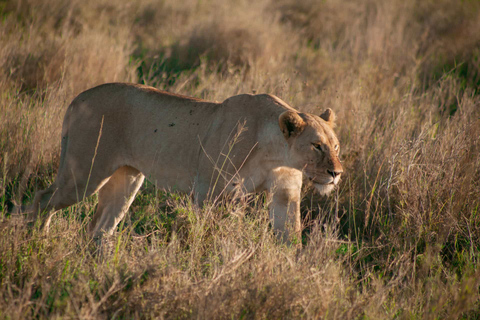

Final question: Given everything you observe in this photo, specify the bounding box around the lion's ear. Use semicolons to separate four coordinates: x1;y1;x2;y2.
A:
320;108;336;127
279;111;306;139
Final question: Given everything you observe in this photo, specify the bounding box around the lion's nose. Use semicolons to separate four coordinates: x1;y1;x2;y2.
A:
327;169;342;178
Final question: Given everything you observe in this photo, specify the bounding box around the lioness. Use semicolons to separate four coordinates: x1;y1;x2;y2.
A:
22;83;343;243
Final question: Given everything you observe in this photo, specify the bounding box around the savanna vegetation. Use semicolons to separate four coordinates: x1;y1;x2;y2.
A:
1;0;480;318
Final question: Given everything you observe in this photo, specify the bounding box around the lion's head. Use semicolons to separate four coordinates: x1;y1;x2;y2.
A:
279;108;343;195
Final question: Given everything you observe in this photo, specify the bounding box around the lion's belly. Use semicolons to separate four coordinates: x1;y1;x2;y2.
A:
130;137;206;194
130;132;268;201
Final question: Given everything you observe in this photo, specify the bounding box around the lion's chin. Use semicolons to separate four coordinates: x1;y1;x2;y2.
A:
314;183;335;196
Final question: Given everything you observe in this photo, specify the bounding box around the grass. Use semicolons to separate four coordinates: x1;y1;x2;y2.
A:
1;0;480;318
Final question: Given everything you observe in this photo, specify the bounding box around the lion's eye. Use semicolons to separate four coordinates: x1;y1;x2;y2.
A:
334;145;339;151
312;143;323;151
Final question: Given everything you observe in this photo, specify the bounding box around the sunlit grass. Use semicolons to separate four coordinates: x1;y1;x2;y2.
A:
1;0;480;318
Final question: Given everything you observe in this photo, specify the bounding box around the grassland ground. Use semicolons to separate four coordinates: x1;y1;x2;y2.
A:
1;0;480;318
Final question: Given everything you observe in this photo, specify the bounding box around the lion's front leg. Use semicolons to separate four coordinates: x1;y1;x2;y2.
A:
267;167;303;245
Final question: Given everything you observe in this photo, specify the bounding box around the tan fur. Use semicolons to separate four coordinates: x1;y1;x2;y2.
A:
22;83;343;243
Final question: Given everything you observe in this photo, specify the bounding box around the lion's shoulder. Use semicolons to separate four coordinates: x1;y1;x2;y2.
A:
221;93;296;113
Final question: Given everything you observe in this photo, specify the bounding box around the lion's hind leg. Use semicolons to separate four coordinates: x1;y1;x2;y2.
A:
24;176;106;232
88;166;145;240
23;181;78;232
23;162;116;232
22;184;59;227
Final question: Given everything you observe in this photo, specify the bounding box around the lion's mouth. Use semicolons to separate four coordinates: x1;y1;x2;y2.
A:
309;177;337;196
308;176;335;185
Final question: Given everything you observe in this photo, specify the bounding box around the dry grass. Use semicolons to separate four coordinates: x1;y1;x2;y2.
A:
1;0;480;318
